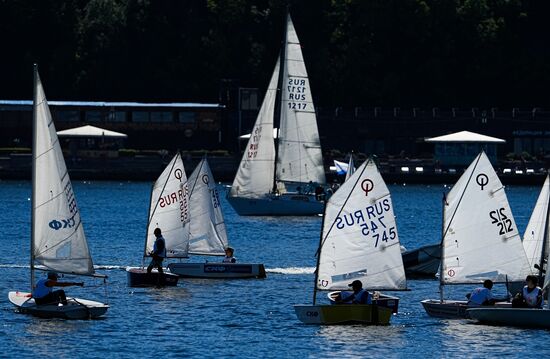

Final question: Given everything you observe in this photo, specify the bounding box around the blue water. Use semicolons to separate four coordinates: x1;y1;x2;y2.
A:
0;180;548;358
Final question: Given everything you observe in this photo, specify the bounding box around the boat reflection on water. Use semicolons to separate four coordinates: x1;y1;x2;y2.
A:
316;324;406;352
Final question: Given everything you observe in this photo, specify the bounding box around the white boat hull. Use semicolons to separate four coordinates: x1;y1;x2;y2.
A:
167;262;266;279
467;307;550;328
421;299;470;318
294;304;393;325
227;193;324;216
8;291;108;320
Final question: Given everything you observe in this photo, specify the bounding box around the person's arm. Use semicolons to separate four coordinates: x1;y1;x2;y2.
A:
536;289;543;308
47;280;84;288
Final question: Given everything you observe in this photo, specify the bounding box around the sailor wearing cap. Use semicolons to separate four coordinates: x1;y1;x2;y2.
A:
222;247;236;263
32;271;84;306
338;280;372;304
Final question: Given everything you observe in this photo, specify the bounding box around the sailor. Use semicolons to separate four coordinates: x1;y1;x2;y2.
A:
32;272;83;306
513;275;543;308
222;247;236;263
337;280;372;305
467;279;496;306
147;227;166;285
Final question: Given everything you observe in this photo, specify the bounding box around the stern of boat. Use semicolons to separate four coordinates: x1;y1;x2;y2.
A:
294;304;392;325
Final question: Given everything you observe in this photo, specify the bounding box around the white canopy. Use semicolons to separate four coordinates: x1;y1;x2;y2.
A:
425;131;505;143
57;125;127;138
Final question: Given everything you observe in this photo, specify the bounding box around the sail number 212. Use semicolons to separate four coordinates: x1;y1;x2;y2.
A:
489;207;513;235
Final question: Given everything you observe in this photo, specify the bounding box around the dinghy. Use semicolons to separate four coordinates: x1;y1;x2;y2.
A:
227;14;326;216
294;158;407;325
421;151;532;318
467;176;550;328
167;158;266;278
8;65;109;319
126;152;189;287
402;243;441;278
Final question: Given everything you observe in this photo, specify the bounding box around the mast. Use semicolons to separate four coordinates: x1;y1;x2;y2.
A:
439;192;446;303
271;9;289;194
30;64;38;292
538;177;550;283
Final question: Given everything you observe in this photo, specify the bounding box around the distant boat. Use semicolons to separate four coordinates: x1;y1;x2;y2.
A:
126;153;187;287
167;158;266;278
345;153;355;182
421;151;532;318
8;65;109;319
402;243;441;278
294;158;406;325
227;13;325;216
468;175;550;328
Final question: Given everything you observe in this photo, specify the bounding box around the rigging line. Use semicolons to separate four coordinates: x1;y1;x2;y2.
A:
440;152;484;245
315;158;372;257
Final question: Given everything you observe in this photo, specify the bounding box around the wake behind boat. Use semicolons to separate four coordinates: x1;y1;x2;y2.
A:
166;157;266;279
8;65;108;319
294;158;407;325
227;13;325;216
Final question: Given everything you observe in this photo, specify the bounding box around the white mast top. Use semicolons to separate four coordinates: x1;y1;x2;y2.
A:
317;159;406;291
33;70;95;276
188;158;229;256
442;151;531;284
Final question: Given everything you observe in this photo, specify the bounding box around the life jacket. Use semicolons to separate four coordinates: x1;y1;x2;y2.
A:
33;278;52;299
153;236;167;258
522;286;542;308
222;256;236;263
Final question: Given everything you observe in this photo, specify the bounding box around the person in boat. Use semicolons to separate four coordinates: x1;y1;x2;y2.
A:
466;280;496;306
147;227;166;284
32;271;83;306
335;280;372;305
222;247;236;263
513;275;543;308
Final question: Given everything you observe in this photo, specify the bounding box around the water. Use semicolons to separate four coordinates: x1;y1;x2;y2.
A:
0;181;547;358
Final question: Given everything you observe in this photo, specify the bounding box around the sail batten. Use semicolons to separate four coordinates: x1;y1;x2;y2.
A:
317;159;406;291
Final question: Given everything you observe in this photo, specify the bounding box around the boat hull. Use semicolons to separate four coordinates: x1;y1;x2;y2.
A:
227;194;323;216
328;292;400;314
421;299;470;318
167;262;266;279
467;307;550;328
8;291;108;320
126;268;180;287
402;243;441;279
294;304;393;325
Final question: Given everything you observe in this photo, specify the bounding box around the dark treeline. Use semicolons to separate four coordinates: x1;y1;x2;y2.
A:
1;0;549;107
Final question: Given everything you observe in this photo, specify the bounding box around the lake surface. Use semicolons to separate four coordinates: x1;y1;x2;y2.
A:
0;180;548;358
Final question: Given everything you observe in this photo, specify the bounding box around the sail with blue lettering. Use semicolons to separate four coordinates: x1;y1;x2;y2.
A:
188;158;228;256
277;15;325;187
317;159;406;291
522;175;549;275
33;73;94;275
145;153;190;258
442;152;531;284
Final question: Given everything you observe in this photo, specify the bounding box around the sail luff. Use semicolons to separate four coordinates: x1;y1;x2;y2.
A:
31;64;38;292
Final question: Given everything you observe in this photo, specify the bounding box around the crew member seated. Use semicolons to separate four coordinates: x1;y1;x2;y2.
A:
335;280;372;304
466;279;496;306
32;272;84;306
513;275;543;308
222;247;237;263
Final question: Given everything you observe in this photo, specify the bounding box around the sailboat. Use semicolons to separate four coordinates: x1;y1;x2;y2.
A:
467;175;550;328
227;14;326;216
167;158;266;278
126;152;187;287
294;158;406;324
8;65;109;319
421;151;532;318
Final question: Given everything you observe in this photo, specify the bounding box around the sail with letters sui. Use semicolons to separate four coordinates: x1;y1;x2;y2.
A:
33;71;94;276
317;159;406;291
522;175;549;275
441;151;531;284
145;152;190;258
229;59;278;199
188;158;228;256
276;15;325;187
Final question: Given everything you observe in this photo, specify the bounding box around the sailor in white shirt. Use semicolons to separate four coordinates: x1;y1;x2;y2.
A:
222;247;236;263
513;275;543;308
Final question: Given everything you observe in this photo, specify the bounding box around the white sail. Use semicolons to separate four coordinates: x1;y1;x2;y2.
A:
145;153;190;258
345;154;355;181
188;158;229;256
523;175;549;274
33;73;94;275
442;152;531;284
317;159;406;291
229;59;279;198
277;15;325;186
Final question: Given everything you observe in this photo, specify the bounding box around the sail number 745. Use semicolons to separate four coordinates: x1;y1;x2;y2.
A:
359;216;397;247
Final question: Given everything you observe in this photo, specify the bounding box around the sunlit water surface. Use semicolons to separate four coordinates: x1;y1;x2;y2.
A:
0;181;547;358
